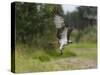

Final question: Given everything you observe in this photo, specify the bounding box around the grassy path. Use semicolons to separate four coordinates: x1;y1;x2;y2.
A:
15;43;97;73
42;57;97;71
15;57;97;73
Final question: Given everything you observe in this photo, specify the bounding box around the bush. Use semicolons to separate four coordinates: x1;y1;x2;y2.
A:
70;26;97;43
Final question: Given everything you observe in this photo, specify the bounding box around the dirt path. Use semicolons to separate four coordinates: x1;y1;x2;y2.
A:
42;57;97;71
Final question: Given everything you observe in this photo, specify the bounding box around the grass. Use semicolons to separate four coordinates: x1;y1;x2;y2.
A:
15;43;97;73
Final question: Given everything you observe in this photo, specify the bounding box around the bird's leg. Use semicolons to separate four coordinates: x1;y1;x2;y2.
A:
60;43;64;55
60;43;63;50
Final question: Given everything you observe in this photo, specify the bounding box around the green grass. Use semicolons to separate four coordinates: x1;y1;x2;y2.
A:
15;43;97;73
67;43;97;48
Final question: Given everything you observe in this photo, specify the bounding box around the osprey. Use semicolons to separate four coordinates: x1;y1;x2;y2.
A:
54;14;72;55
53;5;97;55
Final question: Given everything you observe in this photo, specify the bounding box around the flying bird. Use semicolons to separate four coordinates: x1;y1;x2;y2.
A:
54;13;72;55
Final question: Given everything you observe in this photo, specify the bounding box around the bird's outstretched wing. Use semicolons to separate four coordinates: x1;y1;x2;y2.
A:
54;15;73;55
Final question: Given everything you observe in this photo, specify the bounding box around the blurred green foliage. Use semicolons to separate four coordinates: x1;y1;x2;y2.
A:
15;2;97;46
